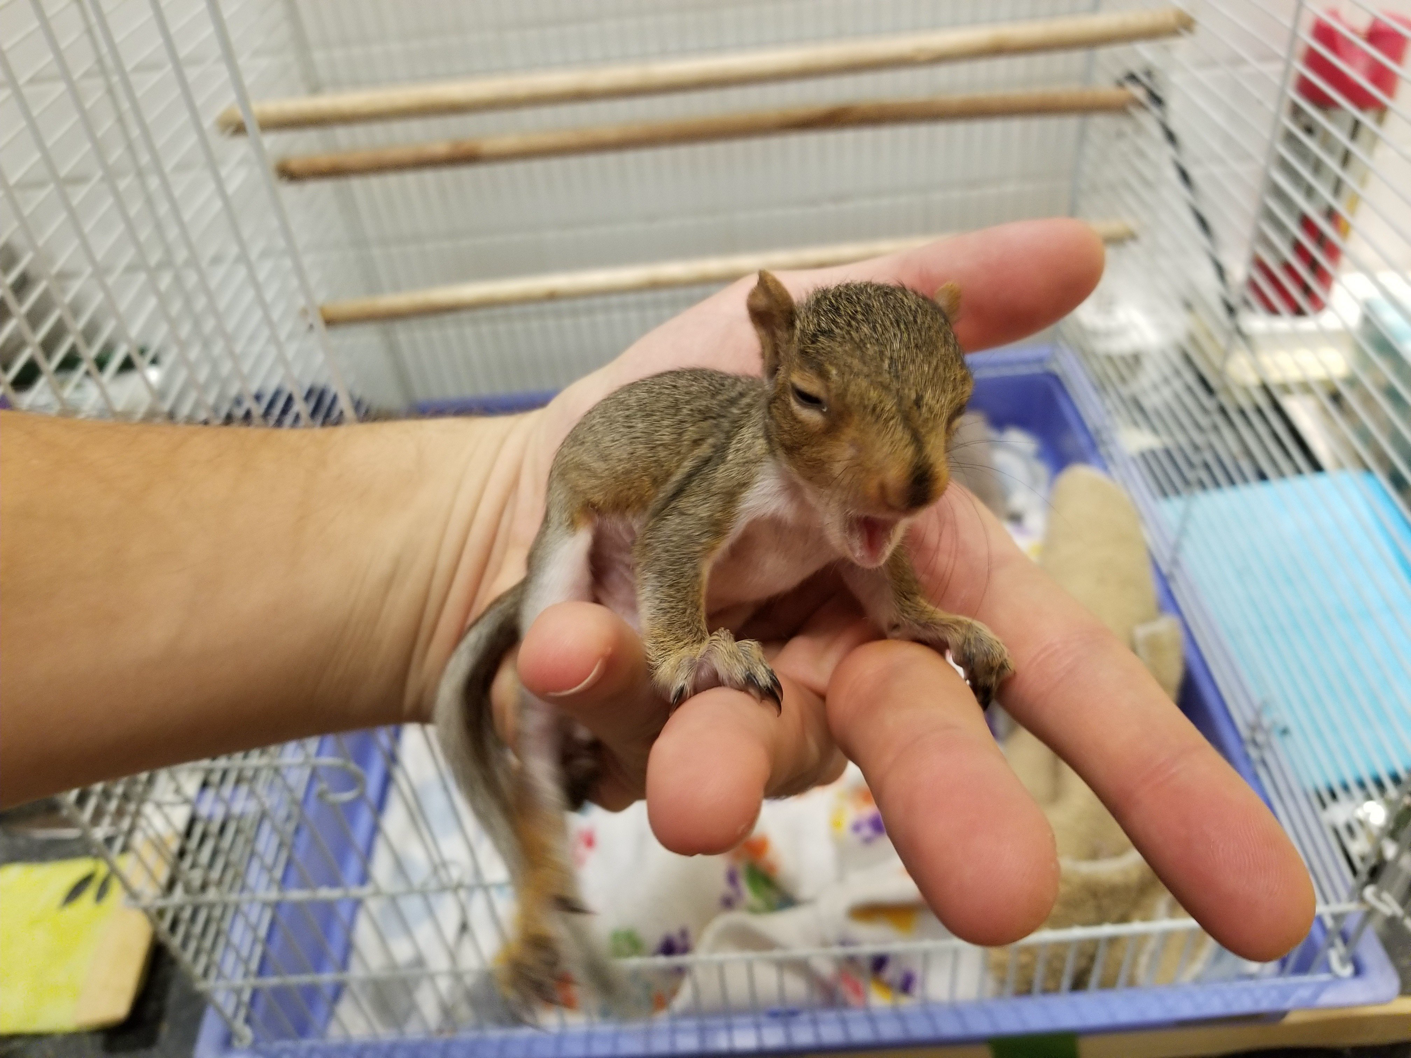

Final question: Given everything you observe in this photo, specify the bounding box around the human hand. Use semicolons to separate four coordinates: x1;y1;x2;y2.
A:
466;219;1315;958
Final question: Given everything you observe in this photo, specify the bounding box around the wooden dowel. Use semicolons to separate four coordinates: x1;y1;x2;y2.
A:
221;8;1191;134
277;87;1135;181
320;221;1136;327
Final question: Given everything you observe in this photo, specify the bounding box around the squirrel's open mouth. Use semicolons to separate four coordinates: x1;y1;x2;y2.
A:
844;514;902;568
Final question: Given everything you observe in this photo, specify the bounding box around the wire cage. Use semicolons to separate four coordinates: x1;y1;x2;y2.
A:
3;0;1410;1052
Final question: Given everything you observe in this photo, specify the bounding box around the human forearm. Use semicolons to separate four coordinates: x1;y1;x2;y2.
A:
0;409;533;806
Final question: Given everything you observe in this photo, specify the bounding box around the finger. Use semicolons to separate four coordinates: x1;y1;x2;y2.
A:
646;677;848;855
646;685;780;855
580;219;1105;410
870;218;1106;353
646;595;867;854
516;601;664;806
829;640;1059;947
907;499;1316;961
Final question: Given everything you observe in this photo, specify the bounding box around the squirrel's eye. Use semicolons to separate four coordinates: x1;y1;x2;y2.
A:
791;385;826;412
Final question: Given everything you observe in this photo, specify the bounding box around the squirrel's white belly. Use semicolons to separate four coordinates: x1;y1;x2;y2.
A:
585;463;838;631
585;512;835;632
705;515;834;612
706;461;838;612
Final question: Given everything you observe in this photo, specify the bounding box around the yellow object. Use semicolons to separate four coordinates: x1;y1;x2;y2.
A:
849;904;920;935
0;856;154;1033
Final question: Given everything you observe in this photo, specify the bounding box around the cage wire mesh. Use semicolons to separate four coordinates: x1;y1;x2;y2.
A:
1062;0;1411;942
0;0;357;423
3;0;1410;1051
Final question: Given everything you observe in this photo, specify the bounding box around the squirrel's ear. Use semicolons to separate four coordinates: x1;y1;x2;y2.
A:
747;270;796;379
933;280;962;324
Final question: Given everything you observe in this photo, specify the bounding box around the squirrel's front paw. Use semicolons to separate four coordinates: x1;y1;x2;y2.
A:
652;629;783;713
946;620;1013;708
899;615;1013;708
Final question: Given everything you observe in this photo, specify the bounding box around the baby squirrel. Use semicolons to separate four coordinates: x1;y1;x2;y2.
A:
435;271;1013;1015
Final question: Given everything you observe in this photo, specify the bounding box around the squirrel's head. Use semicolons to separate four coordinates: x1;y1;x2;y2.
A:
747;270;972;569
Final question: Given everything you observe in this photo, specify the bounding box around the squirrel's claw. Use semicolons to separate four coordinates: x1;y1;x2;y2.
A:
744;670;784;714
654;630;782;715
969;676;994;709
560;724;603;810
887;612;1013;710
500;930;564;1016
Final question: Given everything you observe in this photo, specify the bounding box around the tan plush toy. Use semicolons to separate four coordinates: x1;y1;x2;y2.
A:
995;465;1211;993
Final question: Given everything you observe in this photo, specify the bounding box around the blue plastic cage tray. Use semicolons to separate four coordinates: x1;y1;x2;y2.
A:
1155;473;1411;793
193;347;1398;1058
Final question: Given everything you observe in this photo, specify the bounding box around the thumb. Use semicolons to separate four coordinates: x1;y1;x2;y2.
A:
516;601;666;808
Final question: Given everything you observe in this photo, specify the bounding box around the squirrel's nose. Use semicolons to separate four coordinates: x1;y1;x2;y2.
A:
876;462;936;513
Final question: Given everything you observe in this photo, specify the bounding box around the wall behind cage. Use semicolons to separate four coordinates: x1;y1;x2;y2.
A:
285;0;1402;404
0;1;1200;413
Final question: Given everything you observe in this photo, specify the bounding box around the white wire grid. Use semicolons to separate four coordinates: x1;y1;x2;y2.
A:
66;728;1269;1047
0;0;356;422
1061;0;1411;931
0;0;1406;1047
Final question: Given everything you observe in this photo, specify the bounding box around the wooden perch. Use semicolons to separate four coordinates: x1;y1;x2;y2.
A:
220;8;1191;133
277;87;1136;181
320;221;1136;326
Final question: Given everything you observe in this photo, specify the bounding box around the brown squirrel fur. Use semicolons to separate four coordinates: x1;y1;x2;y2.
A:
434;272;1012;1017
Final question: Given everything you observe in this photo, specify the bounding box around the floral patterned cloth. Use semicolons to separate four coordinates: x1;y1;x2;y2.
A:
567;764;984;1015
328;735;972;1033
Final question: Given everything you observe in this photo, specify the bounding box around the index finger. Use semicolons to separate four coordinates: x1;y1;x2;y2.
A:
808;217;1108;353
907;500;1316;962
828;640;1060;946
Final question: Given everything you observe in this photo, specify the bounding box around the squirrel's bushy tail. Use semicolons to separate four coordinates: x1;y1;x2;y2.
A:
433;581;636;1018
434;581;524;868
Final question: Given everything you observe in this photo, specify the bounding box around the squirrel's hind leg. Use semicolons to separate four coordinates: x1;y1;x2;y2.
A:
843;551;1013;708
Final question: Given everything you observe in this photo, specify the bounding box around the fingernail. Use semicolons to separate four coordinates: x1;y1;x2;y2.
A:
545;657;605;699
